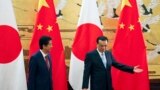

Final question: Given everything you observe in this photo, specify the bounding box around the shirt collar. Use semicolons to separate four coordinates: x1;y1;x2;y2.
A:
40;50;48;58
97;48;105;55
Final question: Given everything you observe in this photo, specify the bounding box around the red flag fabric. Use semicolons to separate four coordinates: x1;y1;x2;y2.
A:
112;0;150;90
29;0;68;90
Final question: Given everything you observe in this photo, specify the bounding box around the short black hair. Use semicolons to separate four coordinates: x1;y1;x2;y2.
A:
96;36;108;44
39;36;52;49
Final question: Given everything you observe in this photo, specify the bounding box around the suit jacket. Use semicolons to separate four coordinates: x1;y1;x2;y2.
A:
28;51;52;90
82;50;134;90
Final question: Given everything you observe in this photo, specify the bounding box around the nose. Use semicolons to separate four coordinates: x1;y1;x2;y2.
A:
102;46;106;50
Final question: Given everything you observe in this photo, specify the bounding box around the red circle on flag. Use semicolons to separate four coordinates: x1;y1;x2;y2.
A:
0;25;22;63
72;23;103;61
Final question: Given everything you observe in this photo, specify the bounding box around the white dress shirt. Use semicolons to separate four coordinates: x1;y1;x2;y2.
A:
97;49;107;68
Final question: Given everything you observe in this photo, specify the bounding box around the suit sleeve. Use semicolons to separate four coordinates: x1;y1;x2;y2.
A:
28;56;37;90
111;52;134;73
82;53;92;89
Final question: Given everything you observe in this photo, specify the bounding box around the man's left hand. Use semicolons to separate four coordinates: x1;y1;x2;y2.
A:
133;65;143;73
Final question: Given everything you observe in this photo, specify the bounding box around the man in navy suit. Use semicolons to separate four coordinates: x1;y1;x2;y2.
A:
28;36;53;90
82;36;143;90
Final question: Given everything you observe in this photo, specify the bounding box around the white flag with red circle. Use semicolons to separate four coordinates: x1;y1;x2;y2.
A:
69;0;103;89
0;0;27;90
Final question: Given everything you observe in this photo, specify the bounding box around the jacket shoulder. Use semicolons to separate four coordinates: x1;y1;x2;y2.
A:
30;51;41;60
105;50;112;54
86;49;97;55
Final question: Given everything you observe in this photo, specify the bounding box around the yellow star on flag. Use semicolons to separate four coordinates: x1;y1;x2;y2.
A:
120;23;125;29
37;24;43;30
121;0;132;9
129;24;134;31
38;0;49;11
47;25;53;32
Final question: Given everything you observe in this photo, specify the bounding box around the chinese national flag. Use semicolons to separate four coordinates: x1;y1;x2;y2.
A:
29;0;68;90
112;0;150;90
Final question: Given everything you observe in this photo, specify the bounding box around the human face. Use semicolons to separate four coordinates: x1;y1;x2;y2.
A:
97;40;107;53
43;40;53;53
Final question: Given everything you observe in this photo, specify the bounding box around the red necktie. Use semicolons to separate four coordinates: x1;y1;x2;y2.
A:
45;56;50;70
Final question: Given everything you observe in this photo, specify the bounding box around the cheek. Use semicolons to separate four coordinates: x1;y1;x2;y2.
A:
49;46;52;49
98;46;102;49
49;44;52;48
46;46;52;50
100;47;104;50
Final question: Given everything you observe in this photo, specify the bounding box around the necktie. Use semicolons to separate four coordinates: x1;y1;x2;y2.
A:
45;55;50;70
101;53;107;68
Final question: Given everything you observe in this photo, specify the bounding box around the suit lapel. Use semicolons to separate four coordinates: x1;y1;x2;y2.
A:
38;51;50;71
95;50;106;69
105;51;109;69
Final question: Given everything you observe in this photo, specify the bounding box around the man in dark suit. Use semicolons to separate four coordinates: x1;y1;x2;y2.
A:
28;36;53;90
82;36;143;90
